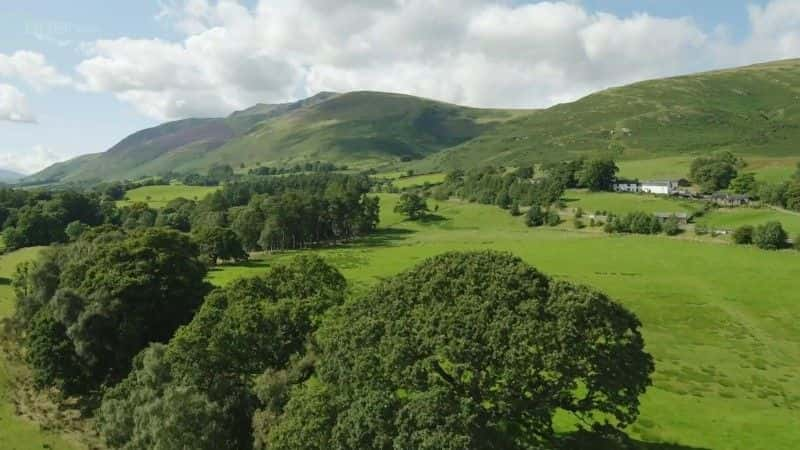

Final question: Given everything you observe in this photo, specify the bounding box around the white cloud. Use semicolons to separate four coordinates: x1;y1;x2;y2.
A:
0;144;63;174
73;0;800;120
0;51;72;91
0;84;35;123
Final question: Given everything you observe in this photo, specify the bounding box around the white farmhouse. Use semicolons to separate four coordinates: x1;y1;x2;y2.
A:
640;180;678;195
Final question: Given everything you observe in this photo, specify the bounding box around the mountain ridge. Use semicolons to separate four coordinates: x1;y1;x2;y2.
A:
27;58;800;183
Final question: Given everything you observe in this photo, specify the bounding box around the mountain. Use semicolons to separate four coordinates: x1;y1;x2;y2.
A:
28;58;800;183
0;168;24;183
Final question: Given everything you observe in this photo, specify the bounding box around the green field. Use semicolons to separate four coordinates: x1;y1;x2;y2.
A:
698;207;800;235
118;184;220;208
211;194;800;450
392;172;446;189
617;155;799;184
564;189;701;215
0;247;80;450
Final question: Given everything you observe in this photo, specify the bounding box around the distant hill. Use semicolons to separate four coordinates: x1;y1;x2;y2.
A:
0;168;24;183
28;58;800;183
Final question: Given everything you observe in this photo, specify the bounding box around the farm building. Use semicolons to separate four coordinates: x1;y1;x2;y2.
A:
641;180;679;195
711;193;750;207
613;180;679;195
613;182;640;193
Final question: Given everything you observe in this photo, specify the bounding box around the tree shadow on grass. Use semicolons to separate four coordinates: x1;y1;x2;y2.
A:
0;277;10;286
634;441;710;450
418;213;448;224
342;227;416;249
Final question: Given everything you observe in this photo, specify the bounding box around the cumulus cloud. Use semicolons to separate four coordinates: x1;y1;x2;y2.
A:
0;84;35;123
0;144;63;174
0;50;72;91
74;0;800;120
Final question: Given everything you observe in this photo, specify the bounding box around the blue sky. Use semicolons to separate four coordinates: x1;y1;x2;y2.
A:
0;0;796;174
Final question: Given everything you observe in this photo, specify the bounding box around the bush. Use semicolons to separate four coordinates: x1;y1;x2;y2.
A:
694;224;709;236
573;217;585;229
526;205;545;227
575;207;584;219
546;210;561;227
662;217;681;236
509;203;522;217
732;225;754;245
753;221;788;250
794;235;800;251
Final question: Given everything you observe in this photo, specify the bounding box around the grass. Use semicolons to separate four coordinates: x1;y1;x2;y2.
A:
392;172;446;189
117;184;220;208
697;206;800;235
0;247;81;450
213;194;800;450
617;155;799;184
563;189;702;215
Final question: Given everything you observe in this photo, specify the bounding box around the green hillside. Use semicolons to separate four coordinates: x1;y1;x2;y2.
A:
27;58;800;183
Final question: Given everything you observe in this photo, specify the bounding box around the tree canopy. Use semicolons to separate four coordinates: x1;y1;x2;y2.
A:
261;251;654;449
15;228;211;395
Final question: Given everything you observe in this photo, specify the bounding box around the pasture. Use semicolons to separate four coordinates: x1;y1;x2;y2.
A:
214;194;800;450
117;184;220;208
563;189;702;215
0;247;80;450
697;206;800;235
617;155;799;184
392;172;446;189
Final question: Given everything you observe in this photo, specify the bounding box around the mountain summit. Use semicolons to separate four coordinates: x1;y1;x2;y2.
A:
28;58;800;183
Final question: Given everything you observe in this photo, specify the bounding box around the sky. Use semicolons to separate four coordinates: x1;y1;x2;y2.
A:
1;0;800;174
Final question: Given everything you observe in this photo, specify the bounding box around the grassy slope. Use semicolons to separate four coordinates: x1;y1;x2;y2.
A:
28;59;800;184
0;247;80;450
417;59;800;171
698;207;800;235
564;189;702;215
211;194;800;450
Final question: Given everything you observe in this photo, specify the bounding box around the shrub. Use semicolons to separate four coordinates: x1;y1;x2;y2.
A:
573;217;585;229
732;225;754;245
794;235;800;251
694;224;709;236
509;203;522;217
526;205;545;227
753;221;788;250
546;210;561;227
575;207;584;219
662;217;681;236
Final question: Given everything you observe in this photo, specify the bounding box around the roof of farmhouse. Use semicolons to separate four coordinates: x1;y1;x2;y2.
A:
641;180;677;186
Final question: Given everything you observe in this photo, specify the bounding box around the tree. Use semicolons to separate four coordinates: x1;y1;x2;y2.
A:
729;173;757;195
785;181;800;212
689;153;739;193
515;166;535;179
97;344;227;450
65;221;89;242
193;227;248;265
525;205;545;227
17;228;211;395
208;164;235;182
753;221;788;250
263;252;654;449
495;190;512;209
662;216;681;236
732;225;754;245
577;159;619;191
546;209;561;226
394;192;429;220
99;256;346;450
